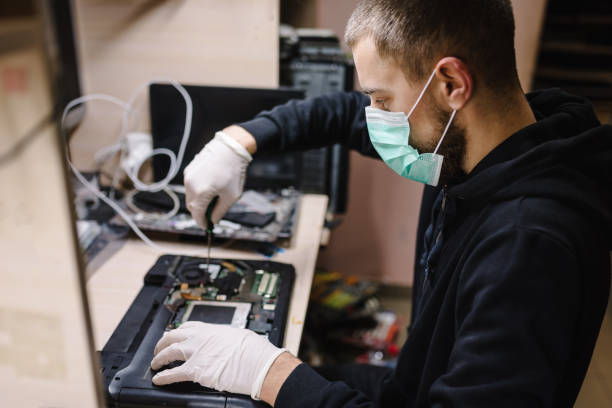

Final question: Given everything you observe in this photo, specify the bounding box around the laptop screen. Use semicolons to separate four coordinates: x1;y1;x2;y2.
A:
149;84;304;189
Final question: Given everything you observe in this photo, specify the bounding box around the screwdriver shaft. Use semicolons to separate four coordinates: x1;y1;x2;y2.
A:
204;196;218;274
206;232;212;272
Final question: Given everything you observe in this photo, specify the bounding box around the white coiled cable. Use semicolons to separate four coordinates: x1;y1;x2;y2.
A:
62;79;201;254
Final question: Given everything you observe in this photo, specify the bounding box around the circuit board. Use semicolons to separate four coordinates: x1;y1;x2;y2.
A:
162;257;284;337
110;188;300;242
100;254;294;407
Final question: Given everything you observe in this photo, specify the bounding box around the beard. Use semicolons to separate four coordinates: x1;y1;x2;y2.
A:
411;100;467;186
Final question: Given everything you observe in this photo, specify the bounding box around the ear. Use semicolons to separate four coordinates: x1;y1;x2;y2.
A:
434;57;473;111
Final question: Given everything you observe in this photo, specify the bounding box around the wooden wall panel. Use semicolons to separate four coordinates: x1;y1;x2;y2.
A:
70;0;279;168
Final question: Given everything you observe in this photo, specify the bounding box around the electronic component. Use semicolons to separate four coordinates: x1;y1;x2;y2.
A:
163;257;285;337
280;27;353;214
110;188;300;242
252;269;280;298
181;301;252;329
176;262;209;286
101;254;295;408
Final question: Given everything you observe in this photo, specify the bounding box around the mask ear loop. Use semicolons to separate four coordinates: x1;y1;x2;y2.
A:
433;109;457;155
406;69;438;119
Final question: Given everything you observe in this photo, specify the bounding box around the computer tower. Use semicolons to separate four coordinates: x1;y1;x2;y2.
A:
280;27;353;214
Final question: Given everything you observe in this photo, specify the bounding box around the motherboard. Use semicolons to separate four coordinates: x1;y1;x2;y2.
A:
162;257;285;337
100;255;294;407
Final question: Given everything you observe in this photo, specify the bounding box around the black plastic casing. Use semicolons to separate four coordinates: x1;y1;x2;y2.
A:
100;254;295;408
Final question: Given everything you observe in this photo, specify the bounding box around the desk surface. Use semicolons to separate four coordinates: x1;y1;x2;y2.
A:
86;194;328;355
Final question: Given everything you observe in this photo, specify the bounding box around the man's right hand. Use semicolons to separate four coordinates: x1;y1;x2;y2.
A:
183;127;255;228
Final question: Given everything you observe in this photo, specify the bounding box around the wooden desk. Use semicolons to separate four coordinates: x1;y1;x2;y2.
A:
86;194;328;355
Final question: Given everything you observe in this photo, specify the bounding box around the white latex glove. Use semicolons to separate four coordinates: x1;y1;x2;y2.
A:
150;321;287;400
184;131;252;227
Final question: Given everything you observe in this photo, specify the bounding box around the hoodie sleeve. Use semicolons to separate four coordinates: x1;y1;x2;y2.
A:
428;227;580;407
239;91;378;158
275;364;381;408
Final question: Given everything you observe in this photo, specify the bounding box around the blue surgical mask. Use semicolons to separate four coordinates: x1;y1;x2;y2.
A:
365;69;457;186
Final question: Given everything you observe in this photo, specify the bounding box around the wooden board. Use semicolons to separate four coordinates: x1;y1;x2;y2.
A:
70;0;279;169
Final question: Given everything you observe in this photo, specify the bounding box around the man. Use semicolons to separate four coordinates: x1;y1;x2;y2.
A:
149;1;612;406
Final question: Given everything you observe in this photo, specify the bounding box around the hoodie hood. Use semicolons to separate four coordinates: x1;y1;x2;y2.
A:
448;88;612;246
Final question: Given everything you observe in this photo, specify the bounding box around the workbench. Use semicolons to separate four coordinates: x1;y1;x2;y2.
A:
86;194;328;355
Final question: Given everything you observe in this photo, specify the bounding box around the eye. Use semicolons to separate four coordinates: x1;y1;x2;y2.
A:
375;98;389;111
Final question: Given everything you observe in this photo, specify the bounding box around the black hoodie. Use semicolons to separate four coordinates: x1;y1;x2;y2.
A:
240;89;612;407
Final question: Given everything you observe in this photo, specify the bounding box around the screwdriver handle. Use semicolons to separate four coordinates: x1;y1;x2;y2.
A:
205;196;219;234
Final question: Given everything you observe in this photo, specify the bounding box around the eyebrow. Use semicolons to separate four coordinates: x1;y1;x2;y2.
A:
360;87;390;96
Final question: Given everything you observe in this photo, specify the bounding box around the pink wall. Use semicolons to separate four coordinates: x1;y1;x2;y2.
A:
317;154;424;285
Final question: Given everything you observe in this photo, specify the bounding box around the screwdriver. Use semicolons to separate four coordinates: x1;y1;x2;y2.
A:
205;196;219;273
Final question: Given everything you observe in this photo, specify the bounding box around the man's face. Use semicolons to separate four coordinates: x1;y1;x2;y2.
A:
352;37;466;184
